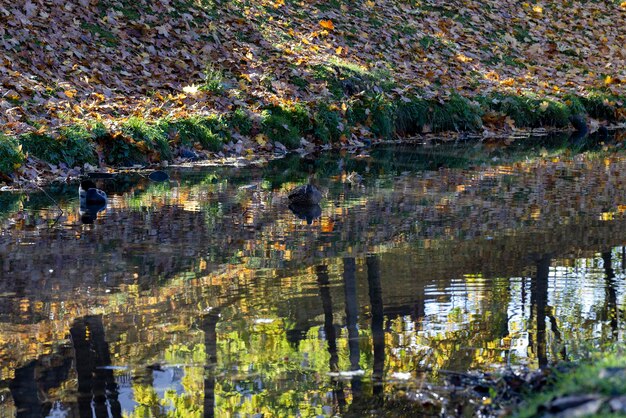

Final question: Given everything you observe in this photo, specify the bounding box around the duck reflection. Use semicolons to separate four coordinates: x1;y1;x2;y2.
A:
288;203;321;225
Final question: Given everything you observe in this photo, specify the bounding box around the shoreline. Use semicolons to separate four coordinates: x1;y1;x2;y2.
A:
2;92;625;190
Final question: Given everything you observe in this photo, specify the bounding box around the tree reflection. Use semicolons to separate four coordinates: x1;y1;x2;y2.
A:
343;257;362;399
316;264;346;411
70;315;122;418
367;255;384;396
602;251;618;339
202;309;220;418
530;256;550;368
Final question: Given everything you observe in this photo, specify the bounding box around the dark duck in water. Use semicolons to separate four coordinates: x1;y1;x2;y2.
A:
288;183;322;206
79;180;107;223
79;180;107;206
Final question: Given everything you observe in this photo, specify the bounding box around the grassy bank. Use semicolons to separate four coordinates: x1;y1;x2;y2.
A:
1;0;625;181
514;347;626;417
1;89;625;181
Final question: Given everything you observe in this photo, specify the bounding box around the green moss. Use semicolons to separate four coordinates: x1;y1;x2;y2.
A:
0;135;26;176
20;126;96;167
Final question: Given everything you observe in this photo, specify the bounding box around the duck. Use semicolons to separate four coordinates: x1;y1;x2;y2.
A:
288;183;322;206
569;114;588;134
79;180;107;206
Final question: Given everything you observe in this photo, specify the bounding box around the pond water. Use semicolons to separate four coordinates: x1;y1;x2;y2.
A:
1;132;626;417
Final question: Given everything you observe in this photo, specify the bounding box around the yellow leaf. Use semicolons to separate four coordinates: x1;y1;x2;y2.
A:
335;46;342;55
319;20;334;30
255;133;267;146
621;1;626;8
64;90;76;98
605;75;613;85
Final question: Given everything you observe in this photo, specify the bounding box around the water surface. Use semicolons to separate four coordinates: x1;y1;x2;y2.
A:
2;133;626;417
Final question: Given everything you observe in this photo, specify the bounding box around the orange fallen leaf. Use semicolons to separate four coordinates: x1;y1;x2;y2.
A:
320;20;334;30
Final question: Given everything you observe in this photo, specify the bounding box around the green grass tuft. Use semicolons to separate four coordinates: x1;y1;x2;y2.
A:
201;63;226;93
431;94;483;132
228;108;253;136
480;94;570;128
313;103;346;143
369;94;395;138
261;104;311;149
20;126;96;167
0;135;26;176
394;96;429;136
120;117;171;162
159;117;223;151
579;93;621;121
